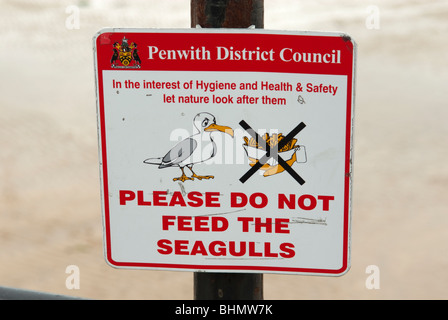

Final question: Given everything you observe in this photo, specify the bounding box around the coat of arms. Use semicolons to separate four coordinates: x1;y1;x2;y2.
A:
110;37;141;69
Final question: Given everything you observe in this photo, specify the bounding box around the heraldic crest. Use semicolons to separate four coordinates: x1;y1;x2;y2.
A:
110;36;141;69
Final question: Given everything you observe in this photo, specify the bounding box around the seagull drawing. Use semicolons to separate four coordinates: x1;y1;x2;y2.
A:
143;112;234;182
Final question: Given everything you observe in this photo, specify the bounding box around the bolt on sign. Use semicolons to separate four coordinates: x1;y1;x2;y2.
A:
93;29;356;276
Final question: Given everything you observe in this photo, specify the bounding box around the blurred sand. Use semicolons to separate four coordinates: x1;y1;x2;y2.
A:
0;0;447;299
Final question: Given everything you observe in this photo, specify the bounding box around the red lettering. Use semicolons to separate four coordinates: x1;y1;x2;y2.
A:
278;193;335;211
211;217;228;232
298;194;317;210
169;191;186;206
187;191;204;207
275;218;290;234
231;192;268;208
190;240;208;255
238;217;290;233
162;215;176;230
237;217;253;232
209;241;226;256
254;217;272;233
157;239;172;254
118;190;227;208
264;242;278;258
279;242;295;258
248;242;263;257
153;191;168;206
205;192;221;207
230;192;247;207
228;241;246;256
250;192;268;208
318;195;334;211
137;190;151;206
278;193;294;209
194;216;209;231
177;216;192;231
156;239;296;258
119;190;135;205
174;240;189;255
161;215;228;232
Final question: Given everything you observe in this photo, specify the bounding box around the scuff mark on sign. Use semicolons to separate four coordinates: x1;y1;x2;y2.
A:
290;217;327;226
198;208;247;217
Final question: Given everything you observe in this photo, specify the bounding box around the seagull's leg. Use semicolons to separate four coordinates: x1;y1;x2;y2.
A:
187;165;214;180
173;167;193;182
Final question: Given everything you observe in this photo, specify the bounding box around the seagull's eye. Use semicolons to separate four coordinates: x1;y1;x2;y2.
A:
202;119;209;127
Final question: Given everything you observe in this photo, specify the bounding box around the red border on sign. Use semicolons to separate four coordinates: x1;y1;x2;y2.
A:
94;29;354;276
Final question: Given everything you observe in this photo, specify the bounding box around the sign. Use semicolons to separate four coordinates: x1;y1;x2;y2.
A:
93;28;356;275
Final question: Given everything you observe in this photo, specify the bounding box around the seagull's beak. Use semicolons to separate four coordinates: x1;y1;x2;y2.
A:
204;123;234;137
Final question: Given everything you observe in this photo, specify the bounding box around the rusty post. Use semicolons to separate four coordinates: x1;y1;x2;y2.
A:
191;0;263;28
191;0;264;300
194;272;263;300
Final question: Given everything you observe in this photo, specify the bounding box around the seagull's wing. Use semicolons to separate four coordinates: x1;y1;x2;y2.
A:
159;137;197;168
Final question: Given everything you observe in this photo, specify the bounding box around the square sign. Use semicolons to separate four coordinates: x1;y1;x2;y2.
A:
93;28;356;276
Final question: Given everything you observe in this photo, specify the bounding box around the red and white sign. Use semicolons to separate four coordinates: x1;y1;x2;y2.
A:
93;28;356;275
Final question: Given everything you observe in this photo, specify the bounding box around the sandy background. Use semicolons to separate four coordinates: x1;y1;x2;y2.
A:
0;0;447;299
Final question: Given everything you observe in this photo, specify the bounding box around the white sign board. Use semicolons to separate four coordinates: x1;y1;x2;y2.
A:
94;29;356;275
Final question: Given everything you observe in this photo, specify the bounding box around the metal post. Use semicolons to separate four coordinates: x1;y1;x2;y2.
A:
194;272;263;300
191;0;263;28
191;0;264;300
